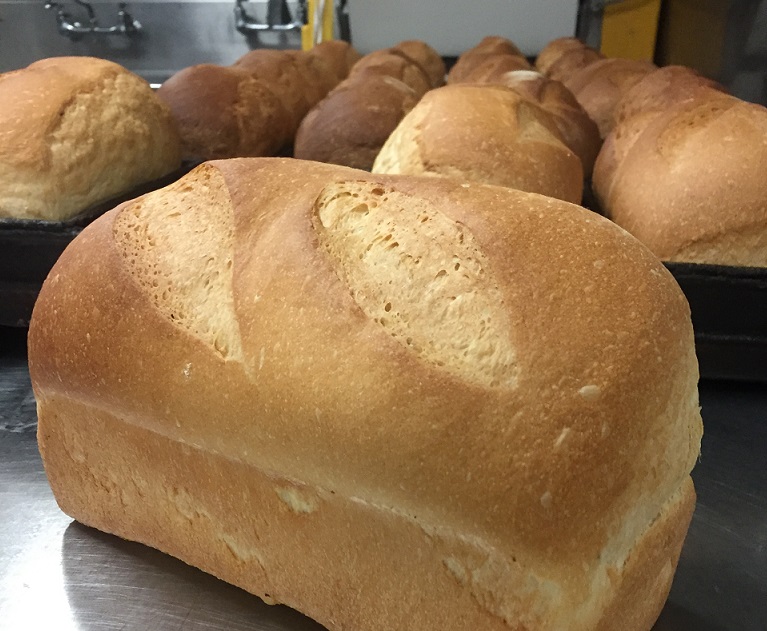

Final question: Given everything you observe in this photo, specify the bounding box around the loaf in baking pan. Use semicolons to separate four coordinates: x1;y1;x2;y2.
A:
596;94;767;266
31;157;702;631
373;83;583;203
0;57;181;222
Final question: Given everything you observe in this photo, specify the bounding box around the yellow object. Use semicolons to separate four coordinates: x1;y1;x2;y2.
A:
601;0;662;61
301;0;335;50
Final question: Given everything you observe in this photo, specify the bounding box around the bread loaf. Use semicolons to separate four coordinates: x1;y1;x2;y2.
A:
535;37;588;75
471;69;601;178
447;36;527;83
373;84;583;203
309;40;362;81
447;53;532;84
30;157;702;631
156;64;293;161
392;40;446;87
564;58;657;138
0;57;181;221
348;50;432;96
295;41;433;170
612;65;725;128
596;94;767;266
294;74;421;170
545;46;603;85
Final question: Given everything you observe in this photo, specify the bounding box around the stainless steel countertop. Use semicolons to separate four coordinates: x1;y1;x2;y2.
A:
1;328;766;631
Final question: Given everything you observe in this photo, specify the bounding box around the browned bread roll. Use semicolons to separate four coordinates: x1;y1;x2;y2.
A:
309;39;362;81
348;49;432;96
564;58;657;138
596;94;767;265
294;74;420;170
447;52;532;84
467;34;524;57
546;45;603;84
392;39;446;87
157;64;292;161
447;35;528;84
373;84;583;203
30;156;702;631
493;70;601;177
613;65;725;128
535;37;588;75
0;56;181;221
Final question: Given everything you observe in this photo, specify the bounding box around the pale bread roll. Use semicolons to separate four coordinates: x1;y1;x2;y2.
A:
30;156;702;631
0;56;181;221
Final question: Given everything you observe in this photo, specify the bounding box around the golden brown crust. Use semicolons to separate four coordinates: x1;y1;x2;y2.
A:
613;65;725;128
480;70;601;177
373;84;584;203
0;56;180;221
600;94;767;265
349;50;432;96
546;46;603;85
564;58;657;138
30;157;701;631
31;157;701;631
447;52;532;84
294;75;420;170
392;40;446;87
309;40;362;81
157;64;292;160
535;37;587;75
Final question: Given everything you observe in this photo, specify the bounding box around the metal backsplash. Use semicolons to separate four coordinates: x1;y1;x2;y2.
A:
0;0;302;82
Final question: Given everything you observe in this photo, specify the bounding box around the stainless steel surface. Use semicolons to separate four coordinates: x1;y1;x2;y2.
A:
234;0;304;34
44;0;142;40
1;327;766;631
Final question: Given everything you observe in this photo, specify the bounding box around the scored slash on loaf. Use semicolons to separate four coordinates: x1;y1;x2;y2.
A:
30;157;703;631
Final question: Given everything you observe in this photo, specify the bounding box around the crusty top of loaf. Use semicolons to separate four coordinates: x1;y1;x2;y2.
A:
29;158;701;604
535;37;587;75
392;40;446;87
604;94;767;265
373;83;583;203
0;56;180;221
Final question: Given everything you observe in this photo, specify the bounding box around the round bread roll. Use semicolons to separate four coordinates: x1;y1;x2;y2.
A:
309;40;362;81
564;58;657;138
372;83;583;203
294;74;420;170
535;37;587;75
157;64;292;161
468;34;524;57
495;70;601;177
613;65;725;128
447;52;532;84
546;46;603;84
392;39;446;87
291;50;341;105
233;49;316;134
0;56;181;222
601;94;767;265
349;50;432;96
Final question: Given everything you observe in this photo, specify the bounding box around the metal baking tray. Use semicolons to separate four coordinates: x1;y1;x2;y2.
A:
665;262;767;383
0;165;197;327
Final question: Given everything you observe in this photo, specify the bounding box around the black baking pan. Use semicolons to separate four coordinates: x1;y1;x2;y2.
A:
665;262;767;383
0;164;197;328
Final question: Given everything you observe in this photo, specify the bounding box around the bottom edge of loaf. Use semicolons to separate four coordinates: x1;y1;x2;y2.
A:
36;394;694;631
